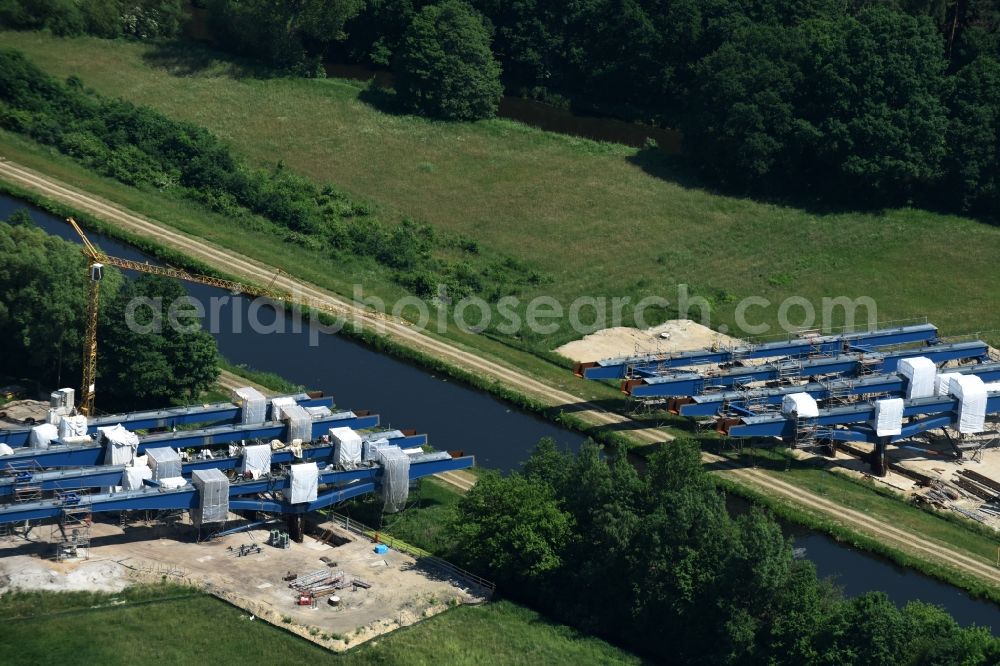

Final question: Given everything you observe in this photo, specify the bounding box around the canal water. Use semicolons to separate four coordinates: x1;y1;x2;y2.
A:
3;195;999;629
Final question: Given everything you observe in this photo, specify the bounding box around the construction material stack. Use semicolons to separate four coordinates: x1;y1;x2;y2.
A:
330;427;362;469
282;405;312;444
146;447;182;481
377;445;411;513
233;387;266;425
950;375;987;434
288;462;319;504
100;425;139;465
191;469;229;525
240;443;272;479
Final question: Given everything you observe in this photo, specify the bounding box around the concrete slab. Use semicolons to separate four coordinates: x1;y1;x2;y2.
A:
0;516;489;652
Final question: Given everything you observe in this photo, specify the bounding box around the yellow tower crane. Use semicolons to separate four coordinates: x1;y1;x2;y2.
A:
66;218;290;416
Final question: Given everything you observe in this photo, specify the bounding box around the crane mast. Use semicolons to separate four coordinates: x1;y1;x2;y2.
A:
66;218;289;415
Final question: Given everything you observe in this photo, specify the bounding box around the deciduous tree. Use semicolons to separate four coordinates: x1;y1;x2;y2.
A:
394;0;503;120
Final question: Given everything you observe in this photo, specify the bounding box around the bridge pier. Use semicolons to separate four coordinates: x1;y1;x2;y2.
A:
285;513;304;543
871;438;889;477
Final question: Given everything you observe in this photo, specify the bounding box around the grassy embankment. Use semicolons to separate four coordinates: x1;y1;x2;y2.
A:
218;357;304;394
0;583;639;665
0;33;999;596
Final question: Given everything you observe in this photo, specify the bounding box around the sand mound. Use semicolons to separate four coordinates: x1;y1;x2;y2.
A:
0;557;130;594
554;319;743;364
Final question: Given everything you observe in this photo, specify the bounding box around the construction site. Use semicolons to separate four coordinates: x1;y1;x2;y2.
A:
0;217;492;650
574;322;1000;528
0;385;492;650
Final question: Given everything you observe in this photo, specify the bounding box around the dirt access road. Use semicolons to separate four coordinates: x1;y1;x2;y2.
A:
2;157;999;589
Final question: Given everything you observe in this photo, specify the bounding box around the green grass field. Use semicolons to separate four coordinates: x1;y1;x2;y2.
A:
0;585;640;665
1;32;998;349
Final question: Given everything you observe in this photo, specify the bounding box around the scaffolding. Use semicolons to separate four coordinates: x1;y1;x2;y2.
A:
52;493;92;561
793;416;818;450
13;484;42;504
776;360;801;384
5;461;44;505
857;355;881;376
820;377;856;406
736;385;769;414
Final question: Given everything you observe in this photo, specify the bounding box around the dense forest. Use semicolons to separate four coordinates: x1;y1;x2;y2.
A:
0;211;219;411
447;439;1000;664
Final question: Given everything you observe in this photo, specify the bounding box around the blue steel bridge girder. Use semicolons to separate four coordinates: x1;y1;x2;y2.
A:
0;413;381;469
677;362;1000;417
726;393;1000;440
624;341;989;398
0;432;428;497
818;414;957;444
229;483;378;515
577;323;939;380
0;455;474;524
0;394;331;448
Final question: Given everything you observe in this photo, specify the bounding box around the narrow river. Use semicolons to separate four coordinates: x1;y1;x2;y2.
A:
3;195;999;629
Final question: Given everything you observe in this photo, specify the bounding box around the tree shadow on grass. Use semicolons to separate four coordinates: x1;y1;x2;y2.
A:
140;40;282;80
357;84;409;116
629;145;1000;227
626;146;893;219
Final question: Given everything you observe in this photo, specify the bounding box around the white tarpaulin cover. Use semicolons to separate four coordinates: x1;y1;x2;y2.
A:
58;414;88;441
240;444;272;479
191;468;229;525
365;430;403;442
0;444;13;456
781;393;819;418
872;398;904;437
49;388;74;414
99;424;139;465
233;387;266;425
122;464;152;490
377;445;411;513
899;357;937;399
363;438;389;461
306;406;332;418
330;427;362;468
29;423;58;449
950;375;987;434
289;462;318;504
158;476;187;489
270;396;296;421
146;447;182;480
984;382;1000;393
936;372;960;396
283;404;312;444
